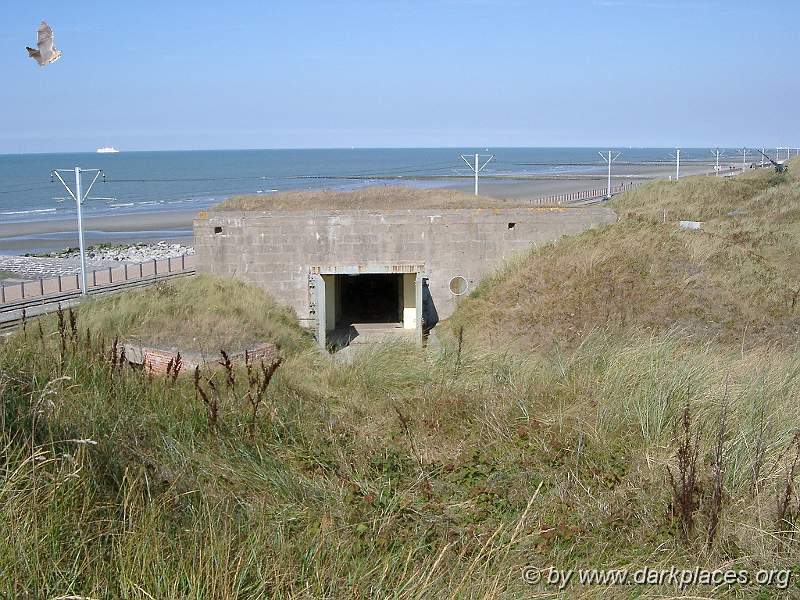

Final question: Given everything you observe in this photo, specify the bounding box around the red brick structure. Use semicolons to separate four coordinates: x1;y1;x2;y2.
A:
122;342;278;375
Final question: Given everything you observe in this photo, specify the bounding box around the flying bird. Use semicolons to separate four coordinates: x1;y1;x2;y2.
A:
26;21;62;67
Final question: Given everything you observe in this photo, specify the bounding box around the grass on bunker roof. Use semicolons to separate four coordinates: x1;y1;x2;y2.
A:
214;185;559;211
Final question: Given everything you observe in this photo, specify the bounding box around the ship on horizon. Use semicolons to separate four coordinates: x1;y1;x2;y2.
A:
96;146;120;154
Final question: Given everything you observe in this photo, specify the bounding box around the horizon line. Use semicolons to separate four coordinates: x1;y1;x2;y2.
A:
2;144;795;157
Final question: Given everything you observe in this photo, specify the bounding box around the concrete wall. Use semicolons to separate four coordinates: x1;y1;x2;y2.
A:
402;273;416;329
322;274;337;331
193;206;616;329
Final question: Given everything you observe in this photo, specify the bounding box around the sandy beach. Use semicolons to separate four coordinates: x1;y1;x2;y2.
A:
0;210;196;255
447;162;723;198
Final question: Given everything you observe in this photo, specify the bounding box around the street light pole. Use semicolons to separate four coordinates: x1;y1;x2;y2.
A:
460;153;494;196
669;149;681;180
74;167;87;294
474;153;479;196
711;148;723;174
53;167;103;295
598;150;621;198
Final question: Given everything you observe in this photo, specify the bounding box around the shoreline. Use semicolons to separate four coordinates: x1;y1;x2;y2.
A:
0;210;196;255
0;162;735;255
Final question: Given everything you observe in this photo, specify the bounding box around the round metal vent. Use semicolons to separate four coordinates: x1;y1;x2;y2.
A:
449;276;469;296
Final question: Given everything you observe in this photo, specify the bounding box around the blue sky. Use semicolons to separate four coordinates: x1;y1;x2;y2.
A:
1;0;797;153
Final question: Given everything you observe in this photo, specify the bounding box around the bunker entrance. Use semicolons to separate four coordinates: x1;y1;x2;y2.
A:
338;274;401;326
319;271;419;349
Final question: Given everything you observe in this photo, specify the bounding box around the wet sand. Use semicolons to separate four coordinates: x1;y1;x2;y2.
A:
0;210;196;254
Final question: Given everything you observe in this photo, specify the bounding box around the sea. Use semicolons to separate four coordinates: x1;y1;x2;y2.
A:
0;147;728;224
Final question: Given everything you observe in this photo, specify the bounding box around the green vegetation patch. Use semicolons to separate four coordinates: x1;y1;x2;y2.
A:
75;273;312;354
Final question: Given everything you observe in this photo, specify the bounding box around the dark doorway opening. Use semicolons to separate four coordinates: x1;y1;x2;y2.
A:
339;273;401;326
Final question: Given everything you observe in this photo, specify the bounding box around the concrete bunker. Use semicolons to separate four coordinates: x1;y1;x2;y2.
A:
192;187;617;352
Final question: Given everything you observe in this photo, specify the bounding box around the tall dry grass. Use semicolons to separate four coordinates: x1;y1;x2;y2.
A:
4;313;800;597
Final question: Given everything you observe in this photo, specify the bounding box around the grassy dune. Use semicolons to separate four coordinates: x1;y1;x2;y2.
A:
450;159;800;351
2;161;800;598
76;274;311;354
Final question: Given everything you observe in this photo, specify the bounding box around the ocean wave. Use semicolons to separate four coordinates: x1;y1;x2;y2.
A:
1;208;57;216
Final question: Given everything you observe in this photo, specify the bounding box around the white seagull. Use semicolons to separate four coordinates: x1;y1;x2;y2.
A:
26;21;62;67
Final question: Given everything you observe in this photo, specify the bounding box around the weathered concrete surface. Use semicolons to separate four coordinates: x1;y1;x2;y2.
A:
193;206;616;328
